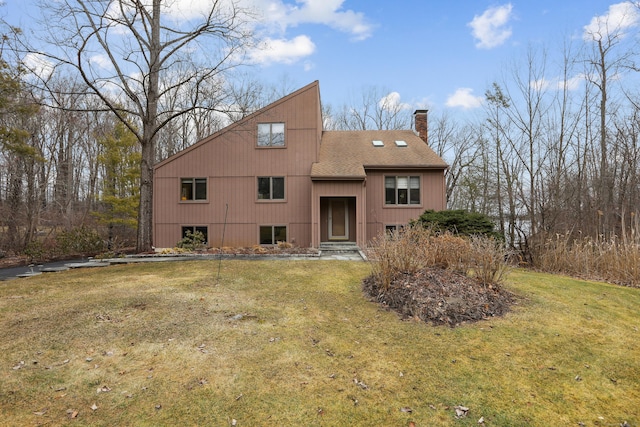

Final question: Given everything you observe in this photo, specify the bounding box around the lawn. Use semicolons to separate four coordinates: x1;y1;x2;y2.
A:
0;260;638;426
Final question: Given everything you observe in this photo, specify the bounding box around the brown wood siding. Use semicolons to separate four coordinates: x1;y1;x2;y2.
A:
154;83;320;248
365;169;446;242
310;180;366;247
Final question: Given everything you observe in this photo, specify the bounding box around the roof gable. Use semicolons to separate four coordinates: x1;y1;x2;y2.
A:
154;80;321;170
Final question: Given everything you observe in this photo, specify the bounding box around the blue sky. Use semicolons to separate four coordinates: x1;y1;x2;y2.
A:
2;0;635;115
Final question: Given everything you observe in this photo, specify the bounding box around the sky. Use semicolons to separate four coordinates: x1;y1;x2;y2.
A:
2;0;638;116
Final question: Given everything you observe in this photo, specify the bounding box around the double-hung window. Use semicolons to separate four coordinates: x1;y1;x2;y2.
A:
257;123;285;147
260;225;287;245
181;178;207;201
385;176;420;205
257;177;285;200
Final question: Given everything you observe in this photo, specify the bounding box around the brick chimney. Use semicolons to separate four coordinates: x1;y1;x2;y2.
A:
414;110;428;144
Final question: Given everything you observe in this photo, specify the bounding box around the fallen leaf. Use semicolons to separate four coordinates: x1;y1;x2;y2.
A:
409;422;416;427
68;410;78;419
33;408;48;416
97;385;112;393
455;405;469;418
91;403;98;411
353;378;368;389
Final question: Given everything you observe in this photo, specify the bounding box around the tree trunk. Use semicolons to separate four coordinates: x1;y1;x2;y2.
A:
136;0;161;253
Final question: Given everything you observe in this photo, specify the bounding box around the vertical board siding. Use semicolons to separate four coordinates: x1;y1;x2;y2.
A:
365;170;446;241
154;81;448;249
154;83;321;248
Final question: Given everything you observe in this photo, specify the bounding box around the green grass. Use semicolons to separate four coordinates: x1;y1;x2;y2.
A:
0;261;638;426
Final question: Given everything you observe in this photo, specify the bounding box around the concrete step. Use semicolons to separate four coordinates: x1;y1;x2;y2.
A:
319;242;360;252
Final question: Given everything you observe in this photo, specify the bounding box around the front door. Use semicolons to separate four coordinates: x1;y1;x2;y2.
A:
328;199;348;240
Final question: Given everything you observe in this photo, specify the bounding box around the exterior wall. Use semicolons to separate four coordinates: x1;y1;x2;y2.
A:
154;83;321;248
365;169;446;244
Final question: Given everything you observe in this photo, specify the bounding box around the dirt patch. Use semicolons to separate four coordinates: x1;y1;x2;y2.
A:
362;267;519;327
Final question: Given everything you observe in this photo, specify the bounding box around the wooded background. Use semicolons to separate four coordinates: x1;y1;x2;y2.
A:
2;1;640;262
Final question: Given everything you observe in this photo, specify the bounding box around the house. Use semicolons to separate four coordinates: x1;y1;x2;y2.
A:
153;81;447;249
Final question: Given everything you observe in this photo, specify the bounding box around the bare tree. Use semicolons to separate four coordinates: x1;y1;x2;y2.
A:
583;4;638;235
428;111;480;203
331;86;412;130
20;0;255;252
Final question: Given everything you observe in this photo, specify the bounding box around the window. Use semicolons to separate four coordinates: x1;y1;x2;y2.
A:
181;178;207;201
257;123;285;147
260;225;287;245
257;177;285;200
385;224;404;234
385;176;420;205
181;226;208;244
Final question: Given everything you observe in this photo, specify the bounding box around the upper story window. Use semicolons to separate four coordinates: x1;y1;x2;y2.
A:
181;178;207;201
257;177;285;200
257;123;285;147
385;176;420;205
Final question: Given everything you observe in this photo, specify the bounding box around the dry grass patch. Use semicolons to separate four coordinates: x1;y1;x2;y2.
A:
0;261;638;426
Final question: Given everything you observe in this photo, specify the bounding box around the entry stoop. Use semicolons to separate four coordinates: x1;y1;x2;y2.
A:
318;242;366;260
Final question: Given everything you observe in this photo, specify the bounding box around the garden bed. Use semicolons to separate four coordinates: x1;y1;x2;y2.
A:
363;267;519;327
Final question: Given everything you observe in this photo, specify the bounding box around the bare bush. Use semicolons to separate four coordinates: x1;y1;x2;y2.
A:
469;235;510;285
366;226;509;290
536;231;640;287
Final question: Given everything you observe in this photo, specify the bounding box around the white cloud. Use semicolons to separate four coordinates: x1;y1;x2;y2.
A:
583;1;640;41
22;53;55;80
90;54;114;71
248;35;316;65
378;92;410;111
251;0;374;41
284;0;373;41
530;74;586;91
445;88;484;109
468;3;514;49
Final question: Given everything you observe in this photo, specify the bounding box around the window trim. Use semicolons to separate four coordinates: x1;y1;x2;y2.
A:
180;177;208;202
384;175;421;206
257;176;286;201
257;122;286;148
259;225;287;245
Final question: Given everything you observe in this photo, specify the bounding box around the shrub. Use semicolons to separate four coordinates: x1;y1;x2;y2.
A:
56;226;106;255
412;209;502;239
535;232;640;287
176;230;207;251
366;225;509;290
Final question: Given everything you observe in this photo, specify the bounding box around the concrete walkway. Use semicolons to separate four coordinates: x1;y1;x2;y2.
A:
0;248;365;281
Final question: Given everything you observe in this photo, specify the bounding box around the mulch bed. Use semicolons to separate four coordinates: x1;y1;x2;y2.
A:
362;267;519;327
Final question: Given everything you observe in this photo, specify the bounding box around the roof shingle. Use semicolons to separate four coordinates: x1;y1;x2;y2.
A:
310;130;448;179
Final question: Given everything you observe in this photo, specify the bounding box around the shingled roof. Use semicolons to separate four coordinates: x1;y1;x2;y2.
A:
310;130;448;179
